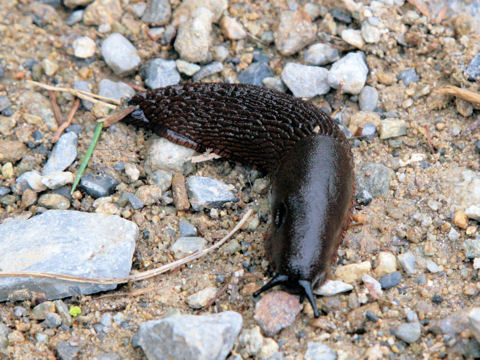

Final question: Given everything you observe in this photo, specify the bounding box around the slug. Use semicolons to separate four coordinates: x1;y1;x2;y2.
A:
126;83;354;317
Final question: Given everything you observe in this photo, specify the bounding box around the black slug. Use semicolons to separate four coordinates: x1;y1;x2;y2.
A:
125;83;355;317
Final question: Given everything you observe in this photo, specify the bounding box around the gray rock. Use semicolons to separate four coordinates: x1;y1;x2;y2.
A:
176;59;200;76
17;90;56;130
17;170;46;192
0;187;9;196
66;9;83;25
187;286;217;309
73;80;93;110
398;252;416;275
281;63;329;98
179;220;197;237
193;62;223;81
0;322;8;349
304;43;339;66
305;342;337;360
55;300;72;327
274;9;317;56
463;238;480;259
238;62;273;86
141;0;171;26
395;322;421;343
171;237;206;259
0;210;138;301
43;313;62;328
98;79;135;102
101;33;140;76
119;192;144;210
379;271;402;289
357;163;394;198
238;326;264;358
341;29;364;49
426;259;439;273
398;68;419;86
38;193;70;210
186;176;236;211
359;86;379;111
78;174;119;199
466;54;480;81
262;77;287;92
146;137;196;172
72;36;96;58
132;3;147;17
144;58;180;89
137;312;242;360
361;21;381;43
0;96;12;112
469;308;480;343
149;169;173;192
212;45;229;62
41;171;74;189
42;132;78;175
361;123;377;138
56;341;81;360
32;301;55;320
327;52;369;95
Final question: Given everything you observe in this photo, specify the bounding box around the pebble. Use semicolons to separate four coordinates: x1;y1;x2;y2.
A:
192;61;223;81
72;36;96;58
56;341;81;360
463;238;480;259
398;252;416;275
335;261;371;283
262;77;287;92
1;162;13;178
466;53;480;81
379;271;402;289
0;323;7;348
42;132;78;175
170;236;207;259
454;210;468;229
254;291;302;336
374;251;397;277
118;192;144;210
32;301;56;320
238;62;273;86
469;308;480;343
426;259;440;273
465;205;480;221
304;43;339;66
73;81;93;110
0;140;27;163
362;274;383;299
187;286;217;309
356;163;394;198
41;171;74;189
398;68;419;86
186;176;236;211
124;163;140;182
0;96;11;112
78;174;120;199
359;86;379;111
17;170;46;192
149;169;173;192
474;257;480;270
304;342;337;360
395;322;421;343
212;45;229;62
0;186;9;196
281;63;329;98
429;312;469;336
361;21;381;43
0;210;137;301
220;16;247;40
238;326;264;358
146;137;196;172
135;185;162;206
313;280;353;296
43;312;62;328
98;79;135;102
330;8;352;23
66;9;83;25
141;0;171;26
327;52;368;95
174;7;213;63
38;193;70;209
176;59;200;76
179;220;197;236
18;90;57;130
101;33;140;76
55;300;72;327
137;312;242;360
341;29;364;49
143;58;180;89
274;9;316;55
83;0;122;26
41;58;58;76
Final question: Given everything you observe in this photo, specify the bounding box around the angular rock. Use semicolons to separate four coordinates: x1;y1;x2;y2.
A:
41;171;74;189
144;58;180;89
274;9;316;56
83;0;122;26
141;0;171;26
220;16;247;40
171;236;206;259
192;61;223;81
304;43;339;66
281;63;329;98
398;68;419;86
176;59;201;76
379;271;402;289
137;312;242;360
72;36;96;58
42;132;78;175
179;221;197;237
335;261;371;284
0;210;137;301
398;252;416;275
341;29;364;49
187;286;217;309
186;176;236;211
238;62;273;86
38;193;70;209
374;251;397;277
78;174;119;199
466;53;480;81
395;322;421;343
17;170;46;192
101;33;140;76
359;86;379;111
356;163;394;198
98;79;135;102
145;137;196;172
327;52;369;95
73;81;93;110
305;342;337;360
379;119;407;139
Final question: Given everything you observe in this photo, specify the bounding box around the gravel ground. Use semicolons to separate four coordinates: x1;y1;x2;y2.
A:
1;0;480;359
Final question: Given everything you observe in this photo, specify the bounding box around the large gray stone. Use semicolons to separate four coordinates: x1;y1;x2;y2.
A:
0;210;138;301
137;312;242;360
101;33;140;76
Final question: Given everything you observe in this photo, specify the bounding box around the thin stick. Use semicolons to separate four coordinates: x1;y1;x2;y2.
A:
424;125;435;154
99;105;138;127
435;85;480;105
48;90;63;126
52;99;80;143
0;209;253;284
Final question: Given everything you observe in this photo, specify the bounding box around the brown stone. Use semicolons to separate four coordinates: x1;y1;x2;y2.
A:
172;173;190;211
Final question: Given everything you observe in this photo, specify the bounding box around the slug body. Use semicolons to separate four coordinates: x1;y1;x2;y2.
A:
126;83;354;317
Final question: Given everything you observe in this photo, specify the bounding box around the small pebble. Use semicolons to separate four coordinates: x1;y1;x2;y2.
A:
395;322;421;343
56;341;81;360
135;185;162;206
38;193;70;209
175;59;200;76
78;174;119;199
42;132;78;175
359;86;379;111
179;220;197;237
379;119;407;139
170;237;207;259
41;171;74;189
187;286;217;309
186;176;236;211
141;0;171;26
432;294;443;304
374;251;397;277
335;261;372;284
426;259;440;273
238;62;273;86
72;36;96;58
341;29;364;49
379;271;402;289
466;53;480;81
143;58;180;89
101;33;140;76
361;21;381;43
281;62;329;98
304;43;339;66
398;252;416;275
66;9;84;25
192;62;223;81
220;16;247;40
32;301;56;320
274;9;316;56
304;342;337;360
398;68;419;86
362;274;383;299
314;280;353;296
43;313;62;328
98;79;135;102
327;52;368;95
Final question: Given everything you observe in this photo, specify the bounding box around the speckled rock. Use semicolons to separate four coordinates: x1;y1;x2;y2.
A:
83;0;122;26
281;63;329;98
398;252;416;275
305;342;337;360
186;176;236;211
304;43;339;66
38;193;70;209
0;210;138;301
145;137;196;172
137;312;242;360
254;291;302;336
379;119;407;139
274;9;316;56
220;16;246;40
356;163;394;198
101;33;140;76
0;140;27;163
143;58;180;89
141;0;171;26
42;132;78;175
171;236;207;259
327;52;368;95
374;251;397;277
17;90;57;130
16;170;46;192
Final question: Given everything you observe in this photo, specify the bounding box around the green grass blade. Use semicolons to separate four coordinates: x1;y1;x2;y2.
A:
71;121;104;194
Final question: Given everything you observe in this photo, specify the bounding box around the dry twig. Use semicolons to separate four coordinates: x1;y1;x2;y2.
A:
99;105;138;127
52;99;80;143
435;85;480;105
48;90;63;126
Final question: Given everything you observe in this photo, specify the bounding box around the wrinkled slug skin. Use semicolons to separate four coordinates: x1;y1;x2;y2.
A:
126;82;354;299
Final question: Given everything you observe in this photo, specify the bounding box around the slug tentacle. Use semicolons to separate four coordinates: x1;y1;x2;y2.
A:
126;83;354;318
